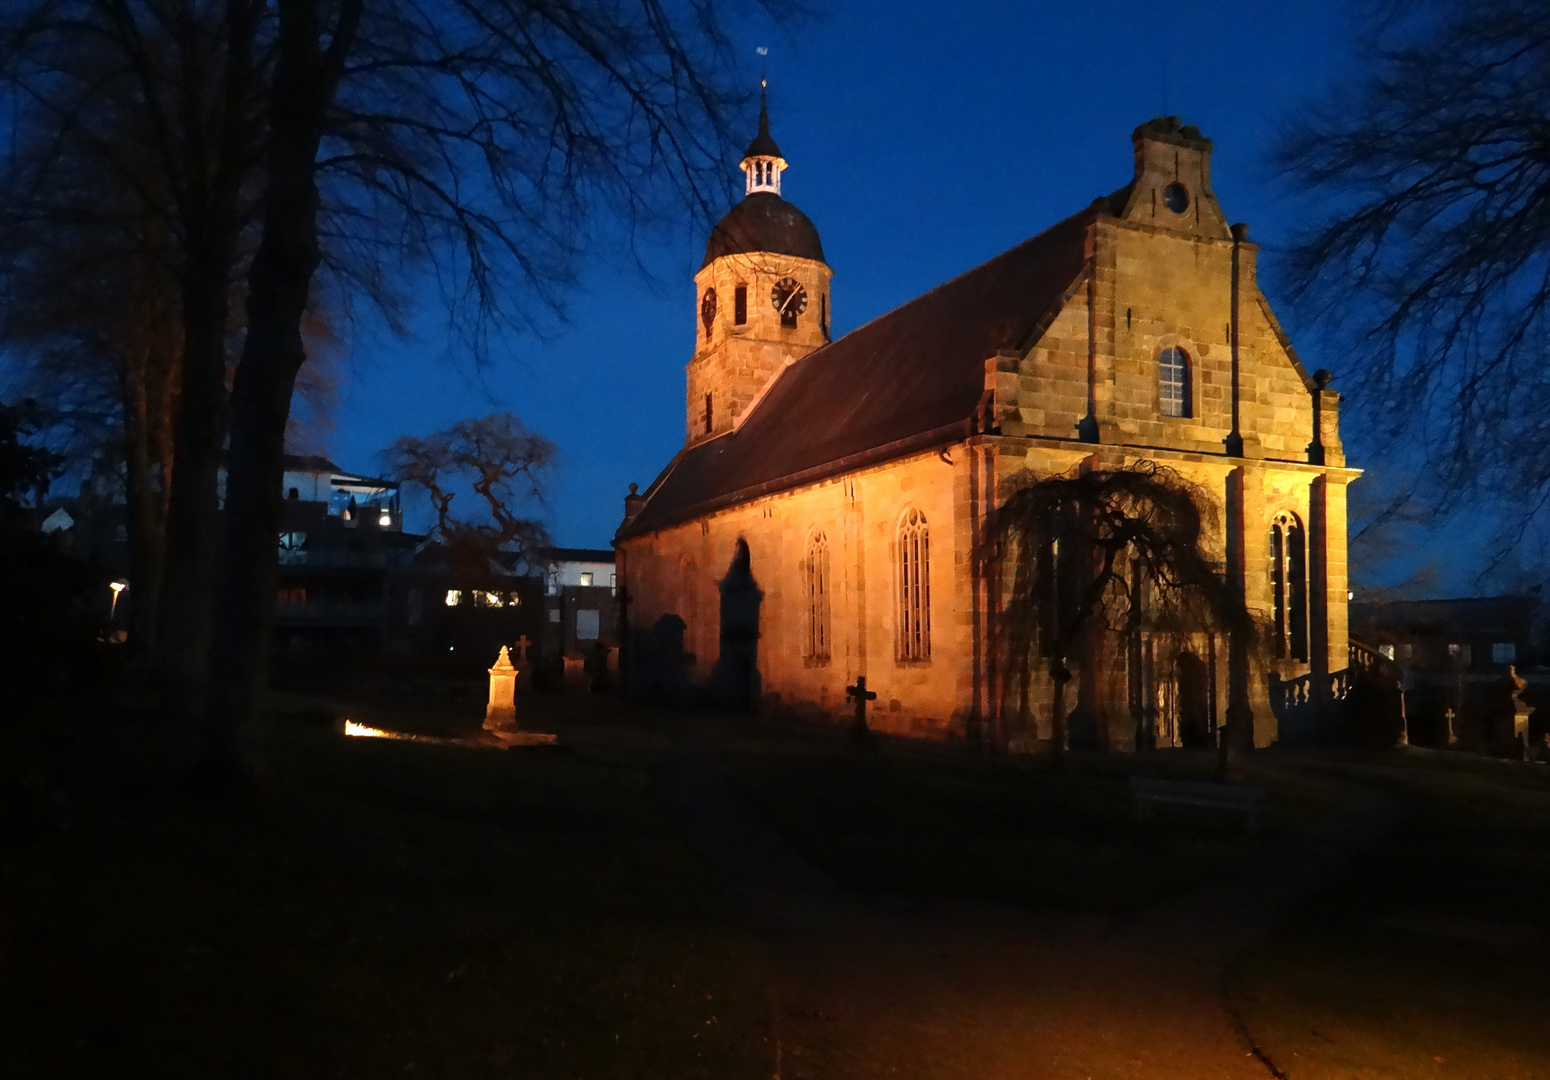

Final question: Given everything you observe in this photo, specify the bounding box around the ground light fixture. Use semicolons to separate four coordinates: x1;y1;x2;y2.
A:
109;580;127;622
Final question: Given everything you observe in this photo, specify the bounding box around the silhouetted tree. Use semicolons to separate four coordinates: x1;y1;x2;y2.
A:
983;462;1255;773
1277;0;1550;556
384;412;555;580
205;0;767;776
0;0;266;701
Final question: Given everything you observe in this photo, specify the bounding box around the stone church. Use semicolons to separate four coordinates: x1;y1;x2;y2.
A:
615;107;1358;751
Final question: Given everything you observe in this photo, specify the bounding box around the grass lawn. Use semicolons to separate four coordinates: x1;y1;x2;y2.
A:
721;718;1298;915
0;695;778;1079
1228;750;1550;1079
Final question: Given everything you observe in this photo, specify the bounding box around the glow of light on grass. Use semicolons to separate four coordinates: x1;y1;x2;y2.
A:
344;719;409;740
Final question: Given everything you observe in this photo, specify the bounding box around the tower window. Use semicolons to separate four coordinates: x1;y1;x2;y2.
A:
1159;346;1191;418
704;393;713;434
734;284;747;325
896;508;931;662
820;293;829;339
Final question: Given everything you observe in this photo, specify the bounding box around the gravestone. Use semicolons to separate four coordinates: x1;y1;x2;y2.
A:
846;675;878;752
514;635;534;691
485;646;518;734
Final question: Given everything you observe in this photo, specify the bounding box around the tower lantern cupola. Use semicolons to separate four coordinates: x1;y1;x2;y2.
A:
740;87;786;197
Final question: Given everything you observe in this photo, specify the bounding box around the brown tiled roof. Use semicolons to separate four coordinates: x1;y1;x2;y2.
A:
620;205;1095;540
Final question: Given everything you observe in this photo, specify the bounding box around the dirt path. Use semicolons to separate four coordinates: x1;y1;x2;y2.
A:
654;721;1403;1079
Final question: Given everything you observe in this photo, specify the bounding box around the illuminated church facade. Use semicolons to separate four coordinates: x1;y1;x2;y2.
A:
616;108;1358;751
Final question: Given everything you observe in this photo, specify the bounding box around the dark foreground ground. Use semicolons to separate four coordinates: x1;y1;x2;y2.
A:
1;689;1547;1078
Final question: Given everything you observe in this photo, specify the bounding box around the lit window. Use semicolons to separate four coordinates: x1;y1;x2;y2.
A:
896;509;930;662
445;590;462;607
804;531;830;662
580;572;594;587
474;590;507;608
1379;644;1395;661
1493;642;1517;665
1159;347;1191;418
378;508;391;526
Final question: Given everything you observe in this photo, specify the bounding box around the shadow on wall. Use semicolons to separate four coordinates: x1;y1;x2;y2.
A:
626;538;764;709
632;613;688;701
712;538;763;711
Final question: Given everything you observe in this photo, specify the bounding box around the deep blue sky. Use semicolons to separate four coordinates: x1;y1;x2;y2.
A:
327;0;1357;551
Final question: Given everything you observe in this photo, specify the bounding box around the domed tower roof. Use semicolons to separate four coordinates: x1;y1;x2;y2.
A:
700;90;825;269
701;193;825;268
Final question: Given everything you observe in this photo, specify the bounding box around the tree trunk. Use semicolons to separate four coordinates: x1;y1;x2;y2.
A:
121;345;172;657
155;256;233;717
155;1;260;720
203;0;354;776
1049;658;1070;771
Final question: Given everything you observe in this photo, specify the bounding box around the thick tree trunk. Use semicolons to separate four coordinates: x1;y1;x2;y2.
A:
155;260;232;716
122;349;172;656
204;0;352;775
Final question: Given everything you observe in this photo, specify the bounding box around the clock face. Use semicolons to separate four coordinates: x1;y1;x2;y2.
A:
700;287;717;333
770;277;808;318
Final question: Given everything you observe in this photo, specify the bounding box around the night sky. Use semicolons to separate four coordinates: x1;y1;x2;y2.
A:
327;0;1359;552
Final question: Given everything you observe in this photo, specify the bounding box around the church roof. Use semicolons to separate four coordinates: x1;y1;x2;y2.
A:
621;203;1096;540
701;192;825;269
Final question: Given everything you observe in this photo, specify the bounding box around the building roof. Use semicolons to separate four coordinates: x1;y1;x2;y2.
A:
1351;594;1541;640
282;453;343;474
702;192;825;269
622;203;1096;540
538;546;617;565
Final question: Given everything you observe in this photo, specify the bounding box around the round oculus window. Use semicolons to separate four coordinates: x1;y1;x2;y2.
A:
1163;182;1190;214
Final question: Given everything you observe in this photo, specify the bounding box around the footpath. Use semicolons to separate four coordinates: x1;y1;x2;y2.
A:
654;718;1404;1080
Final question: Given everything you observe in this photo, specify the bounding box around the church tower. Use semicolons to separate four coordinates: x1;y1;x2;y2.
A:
686;92;833;445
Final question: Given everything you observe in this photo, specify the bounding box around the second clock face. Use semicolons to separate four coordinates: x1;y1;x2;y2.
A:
700;287;717;333
771;277;808;317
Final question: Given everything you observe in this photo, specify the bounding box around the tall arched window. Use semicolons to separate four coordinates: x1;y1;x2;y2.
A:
1158;346;1191;418
1270;511;1308;662
896;509;931;661
804;531;830;662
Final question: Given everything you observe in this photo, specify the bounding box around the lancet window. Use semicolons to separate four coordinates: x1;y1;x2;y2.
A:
896;508;931;662
1270;511;1308;662
804;531;830;662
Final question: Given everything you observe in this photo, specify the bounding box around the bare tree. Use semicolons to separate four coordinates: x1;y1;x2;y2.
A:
983;462;1255;773
0;0;267;703
204;0;767;776
384;412;555;579
1276;0;1550;567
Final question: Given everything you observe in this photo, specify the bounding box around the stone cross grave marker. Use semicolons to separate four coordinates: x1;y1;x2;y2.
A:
515;635;532;663
1444;708;1458;747
846;675;878;750
485;646;518;733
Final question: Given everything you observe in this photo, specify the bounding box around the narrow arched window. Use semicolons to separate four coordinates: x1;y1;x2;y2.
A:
804;531;830;662
734;284;748;325
1159;346;1191;418
1270;511;1308;662
897;509;931;662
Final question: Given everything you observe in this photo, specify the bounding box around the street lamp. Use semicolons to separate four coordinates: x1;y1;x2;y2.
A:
109;580;127;622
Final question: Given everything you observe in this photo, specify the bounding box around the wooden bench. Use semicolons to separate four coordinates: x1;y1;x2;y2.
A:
1128;775;1268;833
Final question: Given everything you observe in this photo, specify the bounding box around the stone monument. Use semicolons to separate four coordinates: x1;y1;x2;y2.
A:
485;646;519;733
